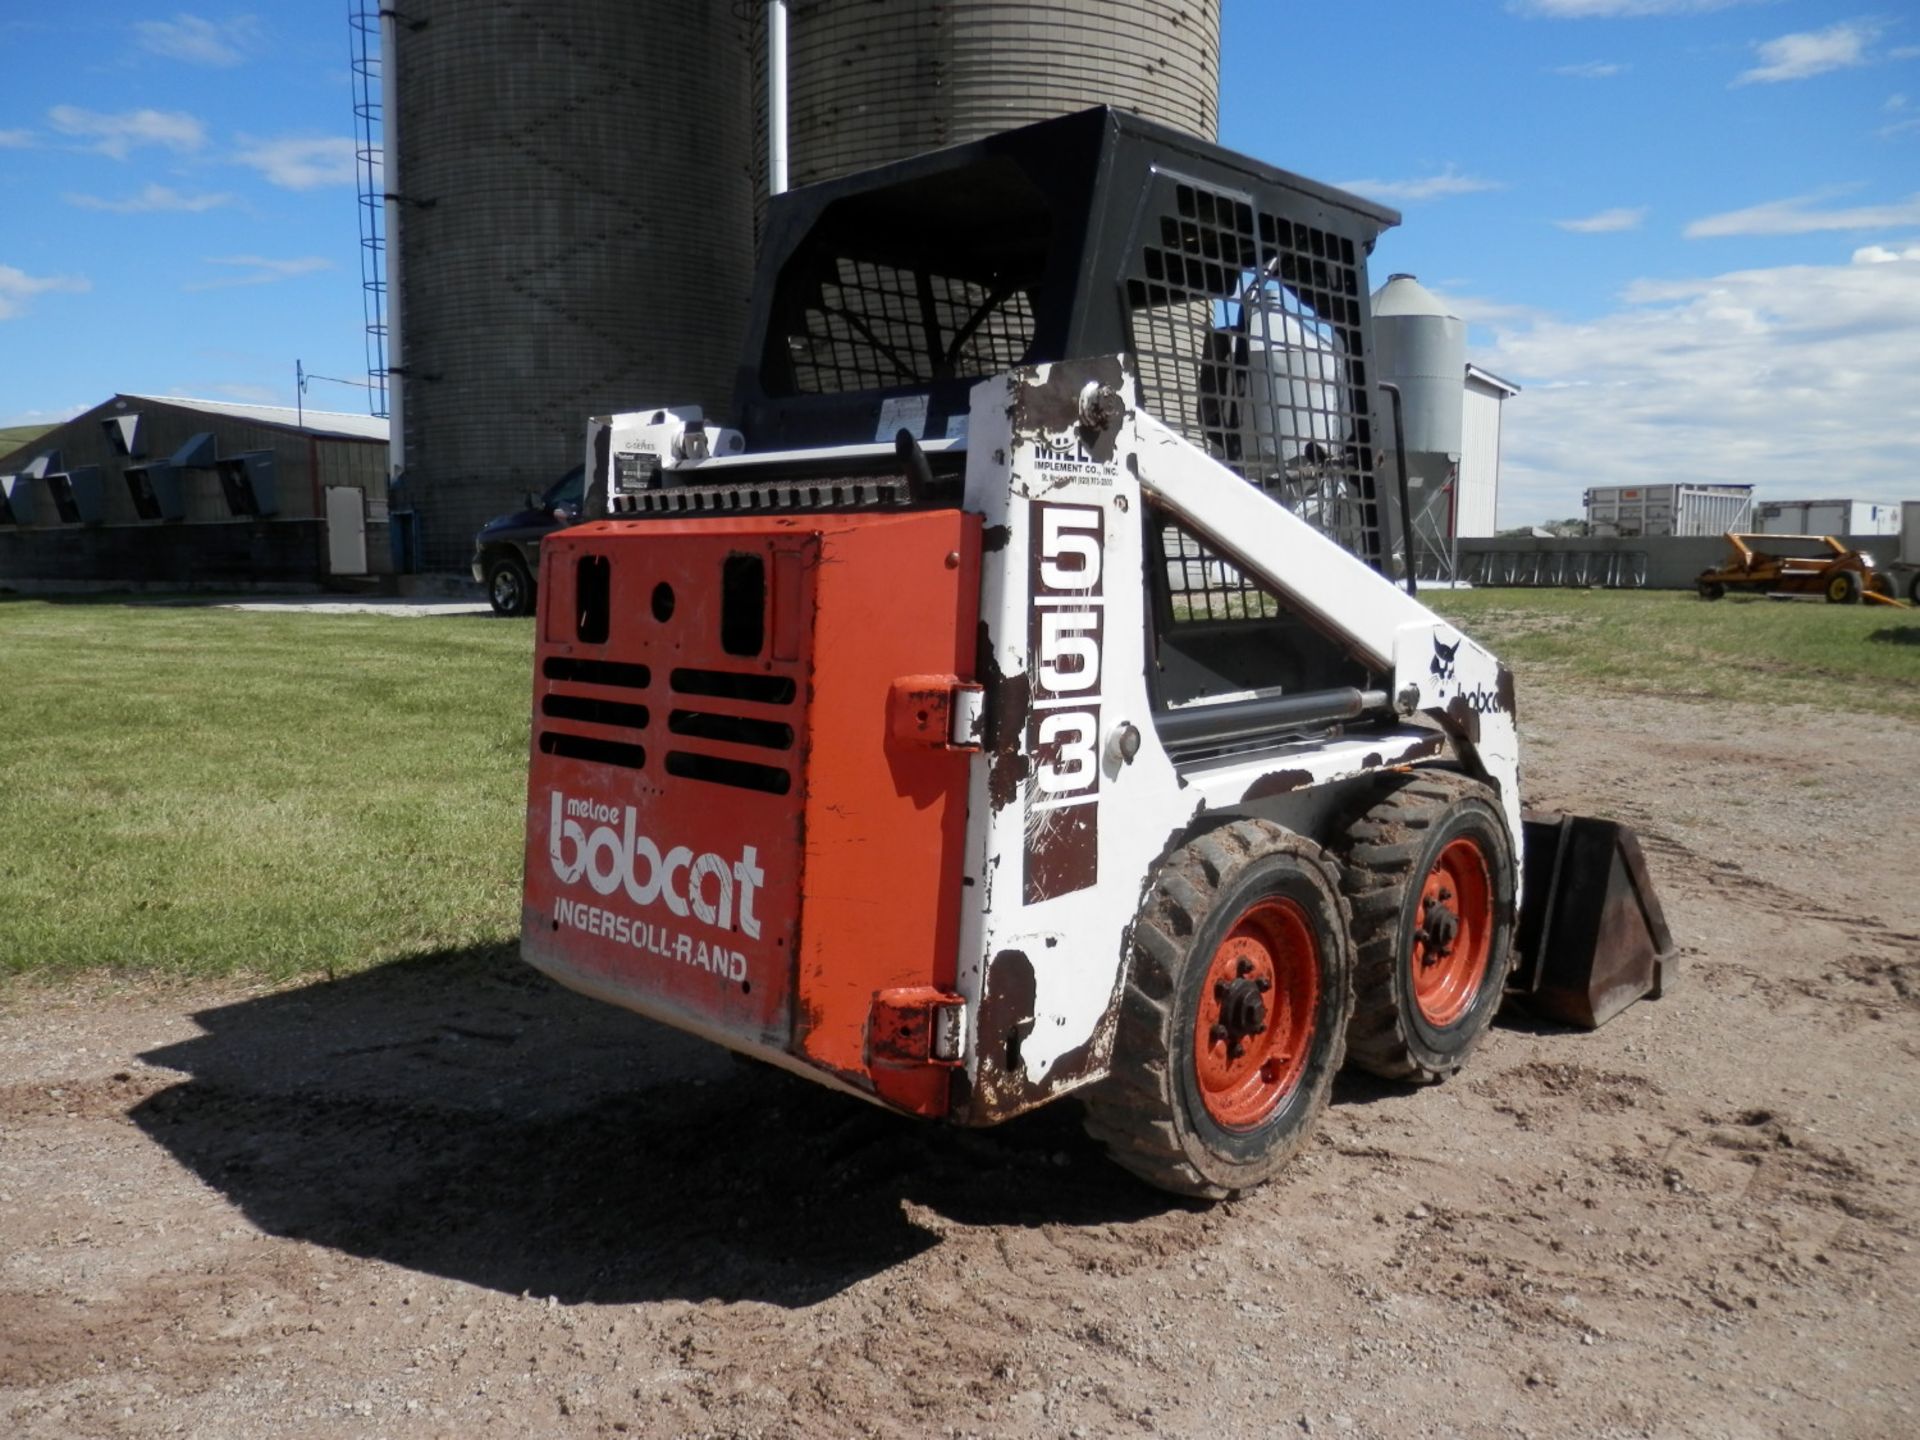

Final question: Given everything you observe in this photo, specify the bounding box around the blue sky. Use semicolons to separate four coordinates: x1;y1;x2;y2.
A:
2;2;1917;523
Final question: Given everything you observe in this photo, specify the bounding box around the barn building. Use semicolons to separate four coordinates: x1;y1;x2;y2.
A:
0;396;390;590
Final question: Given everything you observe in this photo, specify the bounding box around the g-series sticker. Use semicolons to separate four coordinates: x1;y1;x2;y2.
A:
545;792;764;984
1023;501;1103;905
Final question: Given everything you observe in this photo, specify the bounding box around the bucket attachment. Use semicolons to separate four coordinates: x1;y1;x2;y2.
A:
1511;813;1675;1029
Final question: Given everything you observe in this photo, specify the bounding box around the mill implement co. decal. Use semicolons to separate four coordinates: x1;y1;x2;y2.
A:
545;791;766;983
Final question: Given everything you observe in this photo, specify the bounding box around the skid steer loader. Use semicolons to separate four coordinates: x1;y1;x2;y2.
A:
519;108;1671;1198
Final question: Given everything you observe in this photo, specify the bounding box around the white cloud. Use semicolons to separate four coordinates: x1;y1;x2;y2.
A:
65;183;233;214
1888;94;1910;113
1735;21;1881;85
1336;166;1505;204
1435;292;1557;329
1853;242;1920;263
1552;60;1628;78
0;263;90;321
134;14;264;67
231;135;360;189
47;104;205;159
1555;206;1648;233
1882;118;1920;139
184;255;334;291
0;128;33;148
1471;251;1920;524
1512;0;1757;16
1685;189;1920;237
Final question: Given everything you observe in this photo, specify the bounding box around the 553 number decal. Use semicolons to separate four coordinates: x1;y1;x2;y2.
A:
1024;501;1104;903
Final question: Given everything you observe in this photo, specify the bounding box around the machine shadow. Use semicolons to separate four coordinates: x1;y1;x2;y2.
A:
131;945;1178;1308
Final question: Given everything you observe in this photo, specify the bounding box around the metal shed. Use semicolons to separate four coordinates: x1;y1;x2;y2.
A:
0;395;390;590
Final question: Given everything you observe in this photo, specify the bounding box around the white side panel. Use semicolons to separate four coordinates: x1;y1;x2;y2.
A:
325;485;368;575
1457;383;1502;538
954;361;1523;1106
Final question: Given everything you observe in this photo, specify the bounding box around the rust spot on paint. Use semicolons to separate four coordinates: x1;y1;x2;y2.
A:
1445;693;1483;745
977;621;1031;811
960;946;1116;1125
1401;733;1445;762
1015;357;1128;464
981;524;1011;553
1239;768;1315;802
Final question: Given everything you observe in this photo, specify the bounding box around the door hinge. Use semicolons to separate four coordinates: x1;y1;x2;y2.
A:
888;675;984;751
869;988;968;1067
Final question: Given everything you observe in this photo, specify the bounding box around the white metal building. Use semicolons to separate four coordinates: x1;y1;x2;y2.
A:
1753;499;1903;537
1457;364;1518;538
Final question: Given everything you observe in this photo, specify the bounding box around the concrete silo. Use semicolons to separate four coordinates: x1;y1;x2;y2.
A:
773;0;1220;188
1371;273;1467;581
392;0;756;570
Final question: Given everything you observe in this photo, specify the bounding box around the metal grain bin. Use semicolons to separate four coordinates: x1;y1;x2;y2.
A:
770;0;1220;189
394;0;756;570
1371;274;1465;466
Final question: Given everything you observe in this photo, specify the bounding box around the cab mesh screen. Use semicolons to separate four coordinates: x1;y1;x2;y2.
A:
1126;175;1384;585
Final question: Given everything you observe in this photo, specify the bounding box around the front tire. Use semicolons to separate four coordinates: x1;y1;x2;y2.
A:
1081;821;1353;1200
1825;570;1861;605
1337;772;1516;1084
486;552;535;617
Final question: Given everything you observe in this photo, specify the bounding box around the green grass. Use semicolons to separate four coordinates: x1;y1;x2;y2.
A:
0;423;57;460
3;587;1914;985
0;599;533;982
1426;588;1920;718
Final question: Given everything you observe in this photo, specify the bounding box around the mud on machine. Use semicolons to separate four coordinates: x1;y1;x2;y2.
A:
519;109;1672;1198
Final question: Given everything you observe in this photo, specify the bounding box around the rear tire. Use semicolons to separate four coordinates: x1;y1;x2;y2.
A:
1336;772;1516;1084
1909;571;1920;606
1824;570;1861;605
486;553;535;617
1696;581;1725;600
1082;821;1352;1200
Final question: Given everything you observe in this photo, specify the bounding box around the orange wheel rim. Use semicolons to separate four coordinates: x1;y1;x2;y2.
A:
1192;898;1319;1130
1410;837;1494;1028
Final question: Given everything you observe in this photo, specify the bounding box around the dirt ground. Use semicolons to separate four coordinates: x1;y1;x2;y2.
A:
3;675;1917;1440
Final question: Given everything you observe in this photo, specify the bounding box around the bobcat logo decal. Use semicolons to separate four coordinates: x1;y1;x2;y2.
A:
1430;636;1460;682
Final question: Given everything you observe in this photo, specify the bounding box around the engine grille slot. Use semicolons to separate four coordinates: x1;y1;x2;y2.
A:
543;656;650;689
664;750;791;794
539;732;645;769
670;668;798;705
575;554;611;644
542;694;649;730
668;709;793;750
721;552;767;657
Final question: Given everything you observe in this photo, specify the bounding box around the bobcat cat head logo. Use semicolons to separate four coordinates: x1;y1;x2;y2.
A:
1430;636;1460;682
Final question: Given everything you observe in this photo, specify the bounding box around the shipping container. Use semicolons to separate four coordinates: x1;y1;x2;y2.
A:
1753;499;1903;537
1585;483;1753;538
